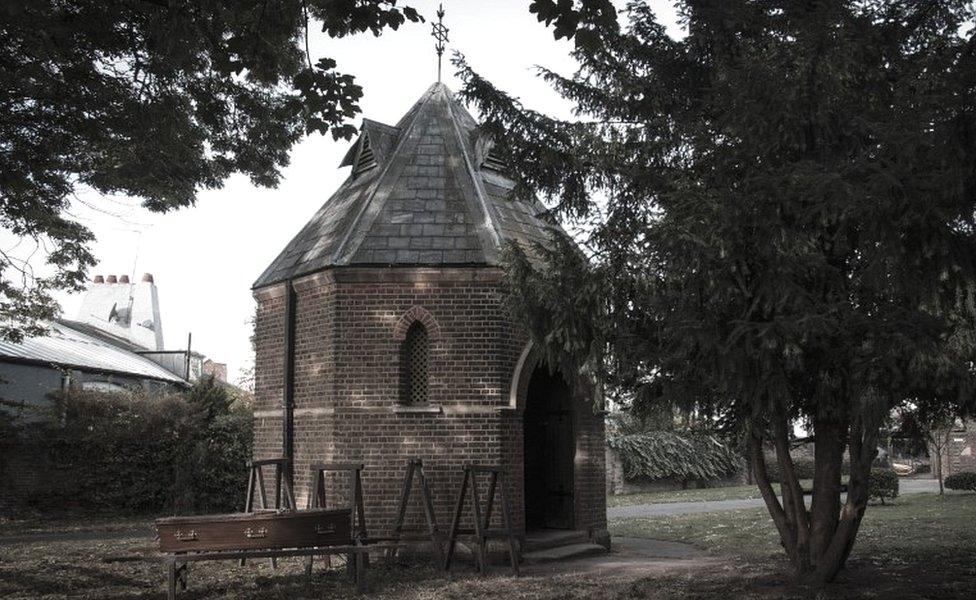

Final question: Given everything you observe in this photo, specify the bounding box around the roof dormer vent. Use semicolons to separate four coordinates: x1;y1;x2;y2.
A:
482;148;508;172
353;135;377;177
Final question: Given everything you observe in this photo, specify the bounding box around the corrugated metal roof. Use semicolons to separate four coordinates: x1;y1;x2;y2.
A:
0;320;186;383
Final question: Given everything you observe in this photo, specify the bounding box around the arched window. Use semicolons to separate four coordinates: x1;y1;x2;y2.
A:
400;322;430;405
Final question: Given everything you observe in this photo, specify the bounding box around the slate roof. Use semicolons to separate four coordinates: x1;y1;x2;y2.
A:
254;83;558;288
0;320;187;383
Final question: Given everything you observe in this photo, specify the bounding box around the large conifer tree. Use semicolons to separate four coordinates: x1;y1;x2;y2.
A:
458;0;976;583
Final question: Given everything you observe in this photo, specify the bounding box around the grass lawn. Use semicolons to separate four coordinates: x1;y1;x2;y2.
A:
607;480;823;507
0;511;154;536
611;492;976;598
607;483;765;507
0;536;714;600
2;493;973;598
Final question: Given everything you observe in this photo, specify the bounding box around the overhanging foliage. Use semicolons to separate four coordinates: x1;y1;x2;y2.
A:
608;430;740;482
0;1;421;341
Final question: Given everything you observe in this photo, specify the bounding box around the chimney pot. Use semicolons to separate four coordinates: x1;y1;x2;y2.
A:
119;275;130;284
106;275;118;284
93;275;104;284
142;273;154;283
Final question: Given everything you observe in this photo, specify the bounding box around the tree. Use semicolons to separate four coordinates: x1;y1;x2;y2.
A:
927;419;956;495
0;0;420;340
457;0;976;584
897;408;964;495
896;308;976;493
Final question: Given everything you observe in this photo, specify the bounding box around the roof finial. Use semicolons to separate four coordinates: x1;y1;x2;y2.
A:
431;3;449;84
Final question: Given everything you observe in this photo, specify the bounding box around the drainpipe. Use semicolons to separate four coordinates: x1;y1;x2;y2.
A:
282;281;296;489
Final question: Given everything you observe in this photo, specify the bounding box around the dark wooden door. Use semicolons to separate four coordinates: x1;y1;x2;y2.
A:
543;411;574;529
523;367;575;530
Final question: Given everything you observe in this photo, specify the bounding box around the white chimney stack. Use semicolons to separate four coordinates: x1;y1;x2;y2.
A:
76;270;164;350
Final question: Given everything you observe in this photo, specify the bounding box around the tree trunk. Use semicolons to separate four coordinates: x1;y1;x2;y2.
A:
750;410;878;586
928;430;947;495
807;412;878;583
749;431;800;565
809;417;844;559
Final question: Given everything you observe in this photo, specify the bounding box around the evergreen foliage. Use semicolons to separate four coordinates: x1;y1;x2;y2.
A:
9;377;252;514
609;430;740;483
868;468;899;504
457;0;976;584
764;452;818;483
0;1;421;340
944;471;976;492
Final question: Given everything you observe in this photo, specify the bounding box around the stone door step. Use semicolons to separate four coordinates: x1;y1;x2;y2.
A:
522;542;607;564
522;529;588;552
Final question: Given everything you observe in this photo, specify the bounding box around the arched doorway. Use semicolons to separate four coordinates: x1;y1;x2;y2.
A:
523;365;575;530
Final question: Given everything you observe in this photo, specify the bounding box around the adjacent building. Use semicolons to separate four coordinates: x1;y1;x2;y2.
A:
0;271;231;510
0;273;227;418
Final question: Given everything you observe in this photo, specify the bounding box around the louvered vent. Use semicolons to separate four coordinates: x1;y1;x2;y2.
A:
400;322;430;405
353;136;377;176
482;148;508;172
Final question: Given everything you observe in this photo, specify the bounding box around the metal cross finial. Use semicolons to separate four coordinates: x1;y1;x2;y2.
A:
431;3;449;83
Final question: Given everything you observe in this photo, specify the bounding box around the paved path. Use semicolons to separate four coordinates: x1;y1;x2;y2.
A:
608;478;940;519
523;536;719;579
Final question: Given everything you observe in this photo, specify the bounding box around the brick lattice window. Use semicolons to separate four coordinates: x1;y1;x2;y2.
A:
400;322;430;405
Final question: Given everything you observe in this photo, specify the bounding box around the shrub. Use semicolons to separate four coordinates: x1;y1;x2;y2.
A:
944;472;976;492
608;431;741;484
763;452;853;483
764;453;816;482
14;377;252;514
868;468;899;504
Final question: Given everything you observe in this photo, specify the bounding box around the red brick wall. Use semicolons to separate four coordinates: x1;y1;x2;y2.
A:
252;266;607;539
252;285;286;467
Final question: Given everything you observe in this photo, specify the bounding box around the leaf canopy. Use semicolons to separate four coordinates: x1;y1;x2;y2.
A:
0;0;421;339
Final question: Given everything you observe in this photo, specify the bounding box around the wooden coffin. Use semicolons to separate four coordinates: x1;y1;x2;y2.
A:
155;508;352;553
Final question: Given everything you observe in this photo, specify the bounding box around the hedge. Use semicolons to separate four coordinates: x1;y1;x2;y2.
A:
608;431;741;483
763;452;865;483
763;453;818;482
6;377;252;514
868;468;899;504
944;472;976;492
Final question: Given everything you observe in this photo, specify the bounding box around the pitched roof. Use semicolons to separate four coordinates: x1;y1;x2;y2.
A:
254;83;557;288
0;320;187;383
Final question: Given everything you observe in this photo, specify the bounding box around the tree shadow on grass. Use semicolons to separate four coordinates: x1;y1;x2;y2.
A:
622;553;976;600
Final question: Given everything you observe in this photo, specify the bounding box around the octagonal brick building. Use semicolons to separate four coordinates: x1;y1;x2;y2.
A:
251;82;608;545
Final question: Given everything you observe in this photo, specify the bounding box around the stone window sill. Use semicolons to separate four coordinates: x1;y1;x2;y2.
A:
392;405;443;414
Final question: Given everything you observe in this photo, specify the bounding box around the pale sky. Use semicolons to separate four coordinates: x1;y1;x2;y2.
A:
50;1;681;384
